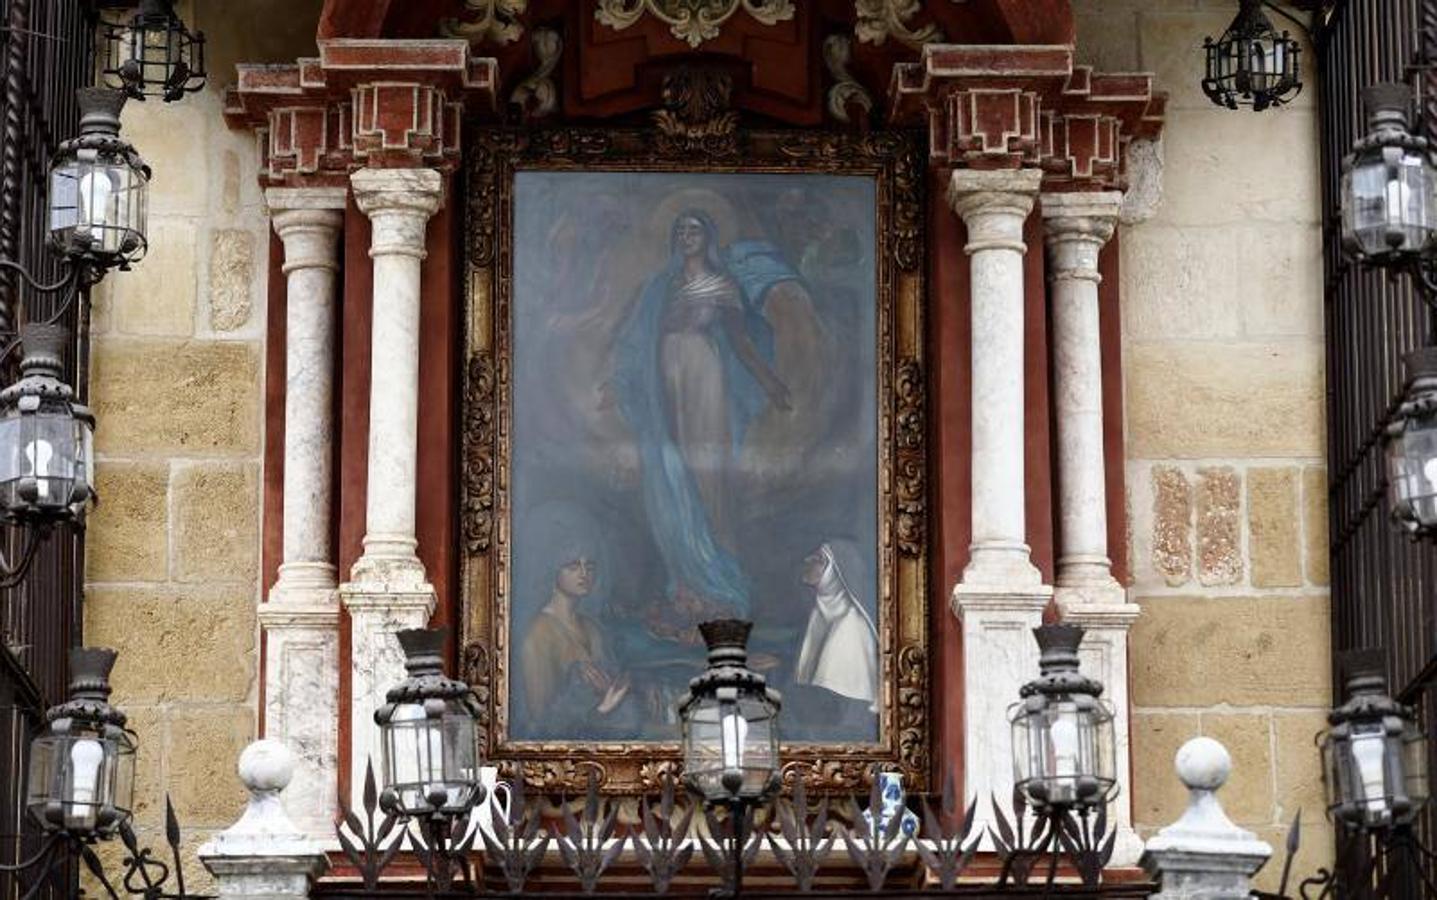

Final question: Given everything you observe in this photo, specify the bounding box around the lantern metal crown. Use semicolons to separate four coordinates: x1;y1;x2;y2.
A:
1009;624;1117;812
374;628;485;821
100;0;207;103
1201;0;1302;112
1321;649;1429;832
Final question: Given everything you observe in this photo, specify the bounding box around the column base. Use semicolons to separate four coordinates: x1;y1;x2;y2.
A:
340;584;436;808
346;545;431;595
1052;578;1127;609
958;544;1046;592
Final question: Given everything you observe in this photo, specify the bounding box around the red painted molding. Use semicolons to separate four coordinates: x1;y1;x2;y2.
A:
317;0;393;40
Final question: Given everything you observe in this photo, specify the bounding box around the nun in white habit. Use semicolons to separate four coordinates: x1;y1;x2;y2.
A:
794;540;879;711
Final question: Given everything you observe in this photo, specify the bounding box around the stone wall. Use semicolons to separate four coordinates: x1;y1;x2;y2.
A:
1075;0;1332;889
80;0;320;883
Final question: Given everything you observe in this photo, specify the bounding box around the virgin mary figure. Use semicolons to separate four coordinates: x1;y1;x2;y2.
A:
610;209;795;617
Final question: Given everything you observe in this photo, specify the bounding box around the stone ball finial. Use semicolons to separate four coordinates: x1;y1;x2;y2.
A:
1174;736;1232;792
237;739;295;794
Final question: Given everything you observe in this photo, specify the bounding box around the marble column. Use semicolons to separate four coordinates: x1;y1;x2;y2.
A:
259;186;346;843
947;168;1052;827
1041;190;1142;863
340;167;442;803
1041;191;1124;602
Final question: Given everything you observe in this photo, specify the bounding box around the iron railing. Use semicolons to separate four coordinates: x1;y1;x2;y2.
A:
1319;0;1437;894
0;1;94;899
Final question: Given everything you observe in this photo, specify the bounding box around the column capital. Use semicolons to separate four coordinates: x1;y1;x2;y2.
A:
1040;190;1123;244
948;168;1042;254
266;185;349;213
351;167;444;219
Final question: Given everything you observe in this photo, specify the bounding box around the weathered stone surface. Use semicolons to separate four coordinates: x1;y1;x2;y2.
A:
91;338;260;456
1151;465;1192;586
1237;224;1324;339
84;584;256;704
1249;467;1301;588
122;98;210;217
122;705;165;827
167;705;255;825
222;150;241;215
173;463;258;583
1131;596;1331;707
112;220;196;336
1072;2;1140;71
1200;712;1274;825
1304;466;1330;586
86;462;168;583
1120;225;1240;340
1127;342;1325;459
1274;711;1331;822
1154;109;1320;228
1130;711;1199;829
1197;467;1242;586
209;229;255;332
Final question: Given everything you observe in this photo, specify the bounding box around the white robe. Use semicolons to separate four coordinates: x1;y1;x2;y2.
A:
795;544;879;708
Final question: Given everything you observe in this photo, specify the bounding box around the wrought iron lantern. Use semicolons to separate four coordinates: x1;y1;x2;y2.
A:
1201;0;1302;112
1321;649;1429;831
375;628;484;820
678;619;782;808
48;87;150;270
0;323;94;525
1009;624;1117;811
100;0;207;103
1384;346;1437;537
1340;83;1437;267
25;647;136;839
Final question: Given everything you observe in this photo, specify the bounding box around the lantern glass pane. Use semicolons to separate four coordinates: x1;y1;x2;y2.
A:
26;728;135;837
380;702;479;816
1343;150;1437;260
682;694;779;802
0;408;84;517
49;152;148;264
1010;697;1116;808
1401;717;1430;810
1389;410;1437;528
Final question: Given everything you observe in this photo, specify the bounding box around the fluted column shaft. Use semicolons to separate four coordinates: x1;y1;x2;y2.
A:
259;186;347;843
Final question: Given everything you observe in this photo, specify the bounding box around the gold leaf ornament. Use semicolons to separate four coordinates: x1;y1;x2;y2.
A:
854;0;944;49
595;0;796;48
440;0;528;46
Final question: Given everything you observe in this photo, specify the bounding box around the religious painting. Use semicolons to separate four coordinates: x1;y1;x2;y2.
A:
461;123;930;793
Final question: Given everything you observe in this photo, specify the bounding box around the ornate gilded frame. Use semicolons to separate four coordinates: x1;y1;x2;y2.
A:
459;113;930;795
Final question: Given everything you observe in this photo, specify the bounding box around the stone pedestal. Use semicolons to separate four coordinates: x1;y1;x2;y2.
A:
340;167;444;804
200;740;329;900
1141;737;1273;899
260;187;346;843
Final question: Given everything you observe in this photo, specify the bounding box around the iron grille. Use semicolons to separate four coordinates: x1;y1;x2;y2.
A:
0;1;94;899
1320;0;1437;891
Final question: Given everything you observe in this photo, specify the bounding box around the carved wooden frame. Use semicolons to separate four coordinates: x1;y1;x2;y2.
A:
459;122;930;794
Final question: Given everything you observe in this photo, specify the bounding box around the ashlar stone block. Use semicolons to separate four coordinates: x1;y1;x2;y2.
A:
167;705;255;826
112;220;197;336
91;338;260;456
209;228;255;332
86;461;168;583
1248;467;1301;588
1200;712;1275;826
84;584;256;705
1131;595;1331;708
173;462;259;584
1304;466;1330;586
1131;710;1200;830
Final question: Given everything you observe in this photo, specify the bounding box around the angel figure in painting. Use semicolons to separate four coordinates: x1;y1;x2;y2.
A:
795;540;880;729
609;209;793;619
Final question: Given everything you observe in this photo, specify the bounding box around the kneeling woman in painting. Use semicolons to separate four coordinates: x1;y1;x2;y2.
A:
795;540;880;723
520;545;637;739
